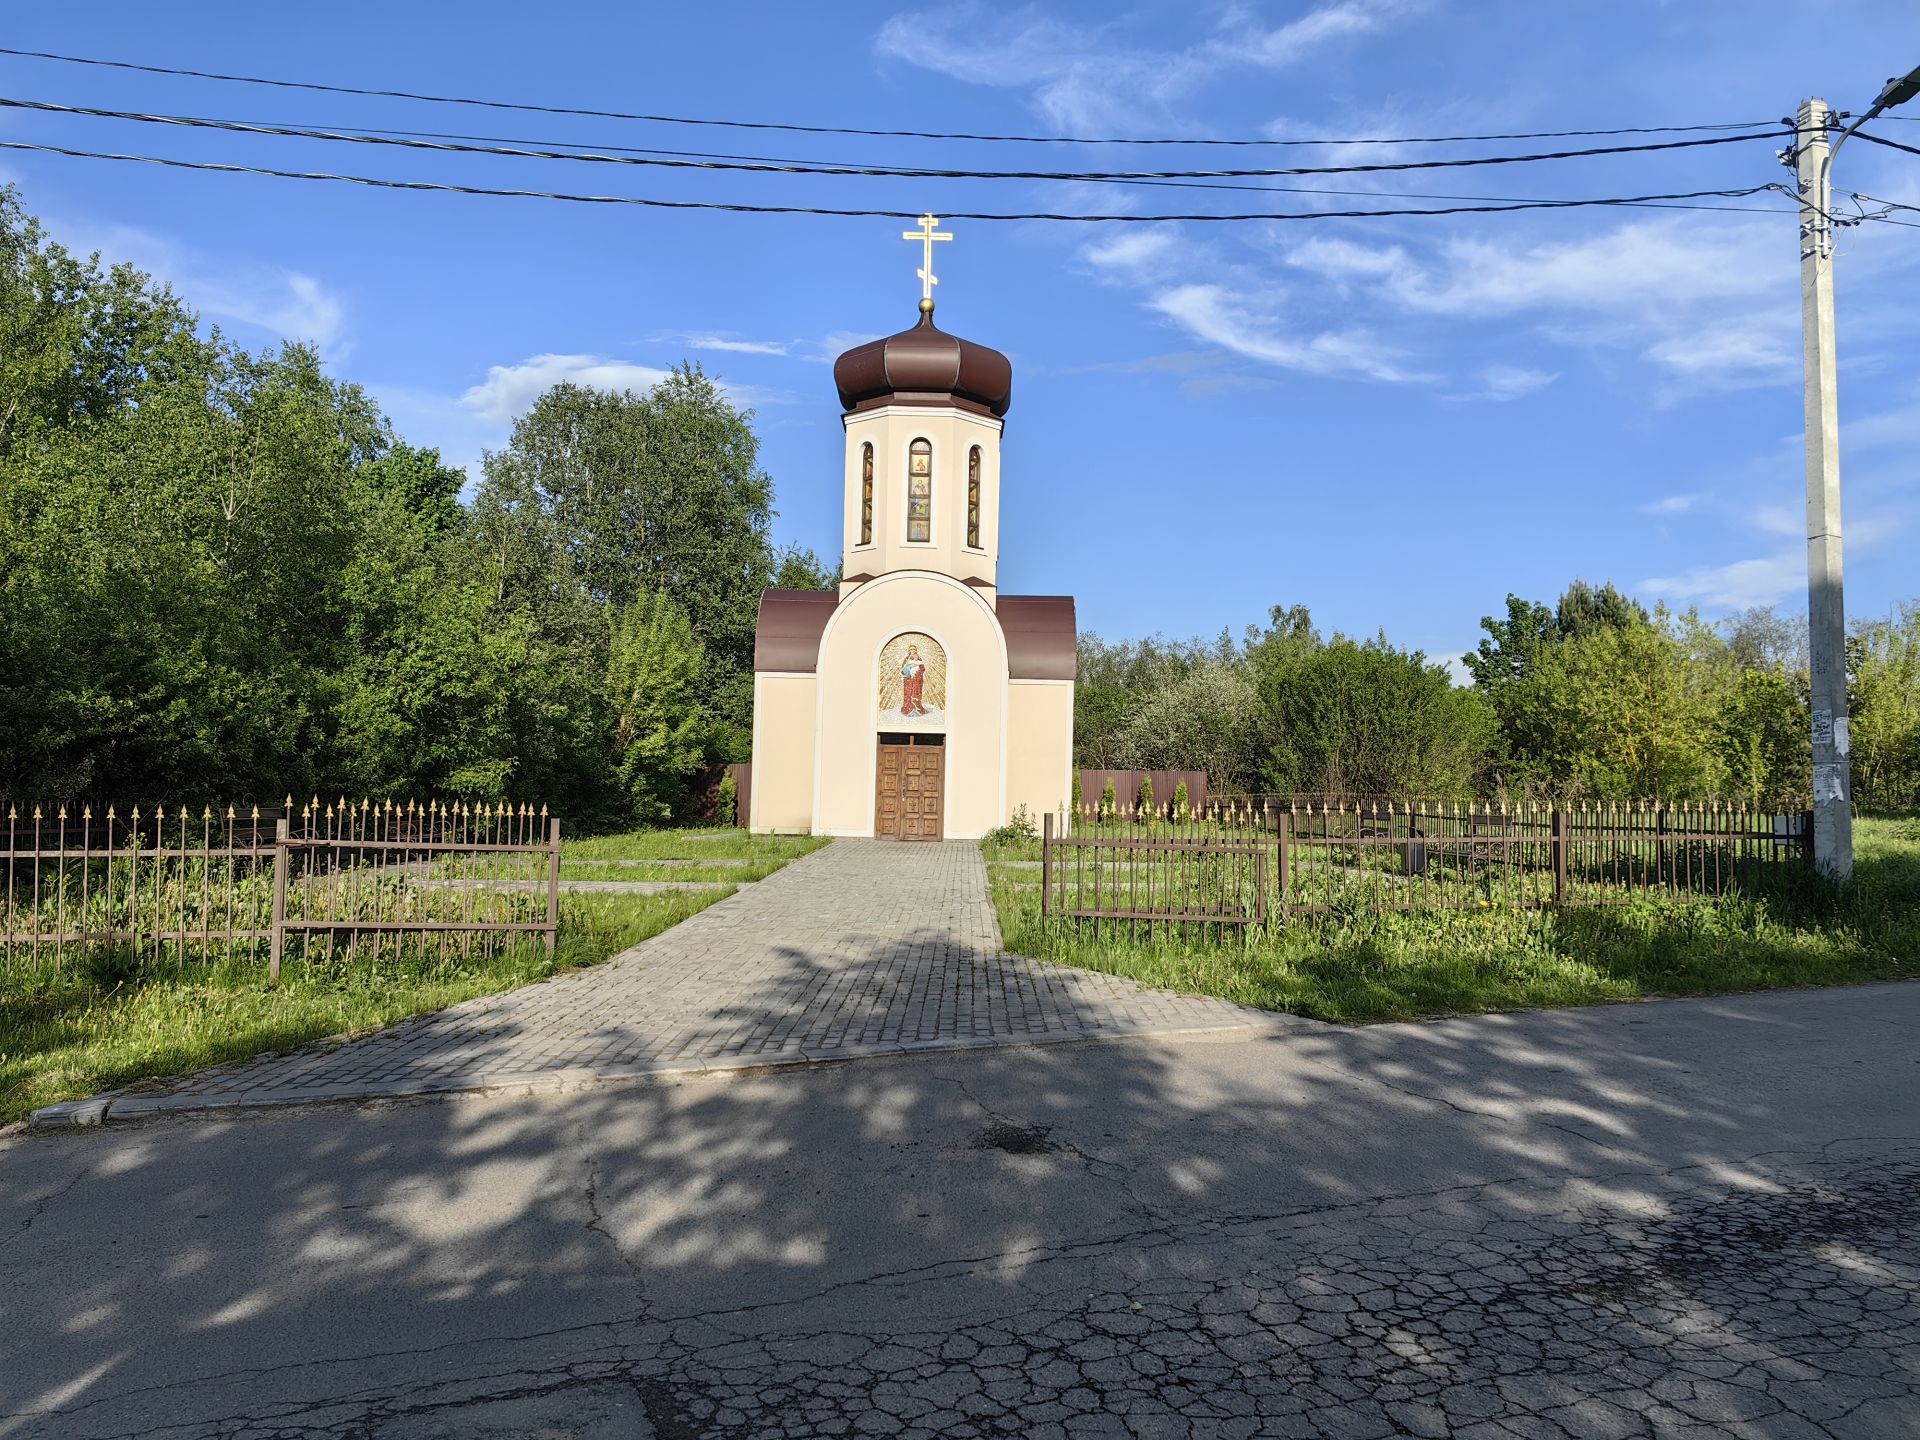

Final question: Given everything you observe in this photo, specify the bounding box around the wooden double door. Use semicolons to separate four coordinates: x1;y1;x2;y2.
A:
875;735;945;841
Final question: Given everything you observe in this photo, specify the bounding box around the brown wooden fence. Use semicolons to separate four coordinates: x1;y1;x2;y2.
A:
2;799;560;979
1040;800;1813;936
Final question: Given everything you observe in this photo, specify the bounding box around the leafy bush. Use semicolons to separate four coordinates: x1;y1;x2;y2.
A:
984;805;1038;847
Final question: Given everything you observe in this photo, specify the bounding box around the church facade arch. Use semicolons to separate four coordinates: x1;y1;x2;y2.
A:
809;570;1009;838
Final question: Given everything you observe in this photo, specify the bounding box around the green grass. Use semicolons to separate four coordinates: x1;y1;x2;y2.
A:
0;887;731;1126
562;827;828;863
558;859;788;883
981;837;1042;863
991;814;1920;1024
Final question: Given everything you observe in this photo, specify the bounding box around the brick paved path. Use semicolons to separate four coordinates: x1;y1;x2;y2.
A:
106;840;1297;1117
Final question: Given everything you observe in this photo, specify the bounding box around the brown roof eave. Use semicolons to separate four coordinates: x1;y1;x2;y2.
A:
754;590;839;673
998;595;1077;681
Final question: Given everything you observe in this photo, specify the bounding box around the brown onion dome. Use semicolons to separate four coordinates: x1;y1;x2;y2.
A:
833;302;1012;419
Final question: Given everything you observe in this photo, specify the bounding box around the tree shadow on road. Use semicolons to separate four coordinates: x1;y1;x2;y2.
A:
3;938;1916;1438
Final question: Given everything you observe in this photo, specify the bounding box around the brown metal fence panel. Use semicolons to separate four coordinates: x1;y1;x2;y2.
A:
2;798;562;979
1038;799;1812;940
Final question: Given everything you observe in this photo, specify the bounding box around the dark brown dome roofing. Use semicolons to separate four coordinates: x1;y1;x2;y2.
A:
833;306;1012;418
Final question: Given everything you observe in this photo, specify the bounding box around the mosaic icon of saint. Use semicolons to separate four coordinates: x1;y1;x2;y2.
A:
899;644;929;716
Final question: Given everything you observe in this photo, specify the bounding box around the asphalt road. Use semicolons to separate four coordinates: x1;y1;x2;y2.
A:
3;982;1917;1438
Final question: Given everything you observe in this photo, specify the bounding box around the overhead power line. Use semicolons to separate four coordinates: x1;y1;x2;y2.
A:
99;117;1788;209
0;96;1791;181
96;112;1790;213
0;138;1783;222
1851;128;1920;158
0;45;1784;149
1848;192;1920;229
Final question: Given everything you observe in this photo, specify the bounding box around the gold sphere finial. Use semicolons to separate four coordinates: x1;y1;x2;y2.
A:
918;296;935;316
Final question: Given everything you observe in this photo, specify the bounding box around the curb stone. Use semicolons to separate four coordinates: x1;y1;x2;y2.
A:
27;1018;1309;1127
26;1097;111;1131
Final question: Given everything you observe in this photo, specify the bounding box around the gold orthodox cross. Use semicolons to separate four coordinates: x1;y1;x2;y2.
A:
902;213;953;306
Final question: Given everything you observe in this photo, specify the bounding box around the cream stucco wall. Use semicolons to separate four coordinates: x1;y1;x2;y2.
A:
812;571;1009;839
840;405;1001;596
1005;680;1076;823
749;673;818;834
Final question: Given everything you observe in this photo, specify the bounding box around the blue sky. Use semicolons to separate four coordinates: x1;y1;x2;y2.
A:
4;2;1917;670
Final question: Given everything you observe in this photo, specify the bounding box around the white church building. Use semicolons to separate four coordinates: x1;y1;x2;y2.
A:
748;219;1076;840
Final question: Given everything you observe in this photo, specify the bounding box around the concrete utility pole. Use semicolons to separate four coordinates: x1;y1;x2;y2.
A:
1793;97;1851;881
1791;67;1920;882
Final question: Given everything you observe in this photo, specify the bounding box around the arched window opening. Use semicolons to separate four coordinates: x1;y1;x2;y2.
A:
906;438;933;542
860;442;874;546
966;446;982;549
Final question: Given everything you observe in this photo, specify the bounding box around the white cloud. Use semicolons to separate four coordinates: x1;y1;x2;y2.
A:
1643;550;1803;610
1471;364;1555;402
1298;218;1780;319
1644;319;1796;387
1149;283;1430;383
661;332;794;356
1082;229;1182;276
459;354;674;425
1286;235;1413;282
1750;503;1803;538
1287;216;1799;388
874;1;1422;133
1638;493;1700;516
1846;396;1920;452
807;330;883;362
44;215;348;356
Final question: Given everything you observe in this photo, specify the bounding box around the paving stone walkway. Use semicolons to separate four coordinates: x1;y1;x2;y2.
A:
97;840;1299;1118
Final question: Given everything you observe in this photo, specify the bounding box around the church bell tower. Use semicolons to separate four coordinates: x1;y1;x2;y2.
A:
831;215;1013;602
748;216;1072;841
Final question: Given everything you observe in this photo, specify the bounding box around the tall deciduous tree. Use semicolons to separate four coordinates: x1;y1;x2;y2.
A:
472;369;773;729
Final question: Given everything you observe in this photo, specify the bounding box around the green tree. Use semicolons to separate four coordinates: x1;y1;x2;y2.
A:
1849;604;1920;809
771;545;840;590
1555;579;1648;640
355;442;466;538
1257;638;1493;797
1110;662;1262;790
1714;670;1811;807
1535;609;1727;799
605;592;708;823
1464;594;1560;691
473;369;774;727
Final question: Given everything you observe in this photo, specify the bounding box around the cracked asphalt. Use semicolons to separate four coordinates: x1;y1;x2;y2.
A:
3;980;1918;1438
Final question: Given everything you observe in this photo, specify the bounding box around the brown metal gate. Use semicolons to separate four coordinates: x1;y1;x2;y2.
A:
875;736;945;841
